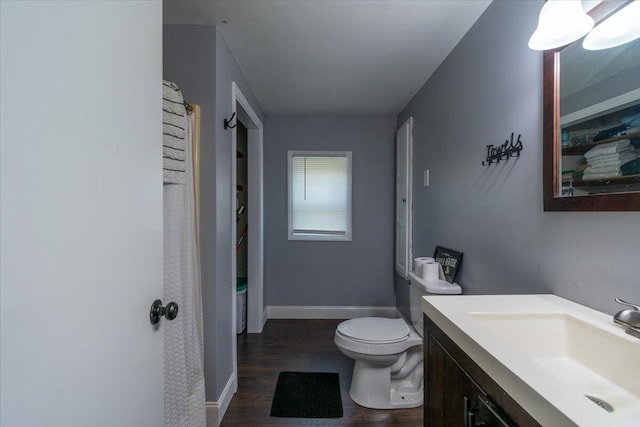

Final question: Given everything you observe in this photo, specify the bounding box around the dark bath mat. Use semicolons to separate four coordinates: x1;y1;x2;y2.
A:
270;371;343;418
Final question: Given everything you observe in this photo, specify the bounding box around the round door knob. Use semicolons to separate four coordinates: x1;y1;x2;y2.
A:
165;302;179;320
149;299;179;325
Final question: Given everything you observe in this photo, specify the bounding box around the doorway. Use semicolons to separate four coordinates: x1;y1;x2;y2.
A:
230;82;264;391
395;117;413;278
236;122;249;335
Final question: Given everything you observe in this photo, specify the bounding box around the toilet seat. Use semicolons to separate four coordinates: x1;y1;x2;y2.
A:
335;317;422;356
337;317;410;344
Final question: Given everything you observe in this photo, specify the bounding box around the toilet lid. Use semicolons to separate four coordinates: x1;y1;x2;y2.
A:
337;317;410;344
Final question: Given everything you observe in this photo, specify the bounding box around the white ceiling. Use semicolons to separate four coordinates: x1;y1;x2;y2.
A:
163;0;492;116
561;38;640;99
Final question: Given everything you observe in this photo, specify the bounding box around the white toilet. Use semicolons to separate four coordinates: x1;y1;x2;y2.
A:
334;270;461;409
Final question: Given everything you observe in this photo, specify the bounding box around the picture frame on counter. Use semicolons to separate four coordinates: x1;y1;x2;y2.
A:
433;246;463;284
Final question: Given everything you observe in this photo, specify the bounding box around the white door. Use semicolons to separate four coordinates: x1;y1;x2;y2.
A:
0;2;164;426
395;117;413;278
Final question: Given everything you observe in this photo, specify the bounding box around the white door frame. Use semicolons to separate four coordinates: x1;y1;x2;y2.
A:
230;81;264;388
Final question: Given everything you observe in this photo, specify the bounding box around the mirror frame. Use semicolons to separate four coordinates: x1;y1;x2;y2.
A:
542;2;640;211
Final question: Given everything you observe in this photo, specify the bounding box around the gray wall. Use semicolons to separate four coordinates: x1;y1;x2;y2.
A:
396;0;639;318
164;25;264;401
163;24;218;401
213;29;265;395
265;116;397;307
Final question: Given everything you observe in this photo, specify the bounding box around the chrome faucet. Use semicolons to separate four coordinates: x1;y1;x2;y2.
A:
613;298;640;339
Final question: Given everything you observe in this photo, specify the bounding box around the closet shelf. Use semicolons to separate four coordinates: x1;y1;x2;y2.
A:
562;131;640;156
571;174;640;189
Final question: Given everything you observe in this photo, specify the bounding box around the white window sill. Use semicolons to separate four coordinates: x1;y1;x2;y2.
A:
288;233;352;242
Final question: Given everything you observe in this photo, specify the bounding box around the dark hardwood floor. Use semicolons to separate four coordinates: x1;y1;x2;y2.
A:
221;319;423;427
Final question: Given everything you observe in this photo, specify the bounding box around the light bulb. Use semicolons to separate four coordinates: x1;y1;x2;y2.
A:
583;1;640;50
529;0;594;51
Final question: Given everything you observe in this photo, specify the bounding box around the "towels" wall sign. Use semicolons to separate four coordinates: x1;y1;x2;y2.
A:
482;132;523;166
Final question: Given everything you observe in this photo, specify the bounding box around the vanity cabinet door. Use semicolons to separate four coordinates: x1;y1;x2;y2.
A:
426;333;483;426
426;334;516;427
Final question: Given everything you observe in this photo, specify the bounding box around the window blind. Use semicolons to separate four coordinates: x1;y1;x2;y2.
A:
290;153;350;236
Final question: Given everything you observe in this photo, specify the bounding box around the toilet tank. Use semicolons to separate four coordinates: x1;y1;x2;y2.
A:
409;279;428;337
408;272;462;337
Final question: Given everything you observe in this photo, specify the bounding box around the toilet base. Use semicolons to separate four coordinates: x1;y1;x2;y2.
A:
348;347;423;409
390;389;423;408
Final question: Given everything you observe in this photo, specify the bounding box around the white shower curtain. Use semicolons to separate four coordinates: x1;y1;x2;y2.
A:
163;112;206;427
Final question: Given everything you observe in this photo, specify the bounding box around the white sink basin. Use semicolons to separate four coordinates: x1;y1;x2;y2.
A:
471;312;640;418
422;295;640;427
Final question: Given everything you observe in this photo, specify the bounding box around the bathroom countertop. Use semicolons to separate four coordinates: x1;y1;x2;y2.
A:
422;294;640;427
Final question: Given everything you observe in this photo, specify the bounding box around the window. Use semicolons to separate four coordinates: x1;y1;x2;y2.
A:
288;151;352;241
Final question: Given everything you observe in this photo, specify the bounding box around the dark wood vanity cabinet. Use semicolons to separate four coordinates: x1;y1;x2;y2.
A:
423;314;541;427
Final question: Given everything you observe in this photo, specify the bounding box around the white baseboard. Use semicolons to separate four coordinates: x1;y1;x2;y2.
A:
266;305;398;319
247;307;268;333
205;402;217;427
206;374;236;426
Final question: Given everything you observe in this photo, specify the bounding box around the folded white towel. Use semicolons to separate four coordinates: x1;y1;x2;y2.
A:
163;81;183;103
163;146;185;162
584;165;620;174
588;149;633;161
163;134;185;151
163;109;185;131
585;139;631;160
588;150;639;168
163;169;187;185
163;100;185;116
162;81;186;116
163;122;186;139
163;157;186;173
163;80;187;185
582;171;622;180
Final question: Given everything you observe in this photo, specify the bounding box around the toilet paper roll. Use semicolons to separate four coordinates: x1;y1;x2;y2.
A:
414;257;434;276
421;260;440;282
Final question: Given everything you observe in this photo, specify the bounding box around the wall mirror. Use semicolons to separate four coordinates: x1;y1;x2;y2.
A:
543;3;640;211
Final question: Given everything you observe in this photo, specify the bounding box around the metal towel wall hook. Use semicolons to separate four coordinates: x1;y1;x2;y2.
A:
482;132;523;166
224;112;237;130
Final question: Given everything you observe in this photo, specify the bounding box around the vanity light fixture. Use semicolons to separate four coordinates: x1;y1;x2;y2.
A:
528;0;594;50
582;1;640;50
